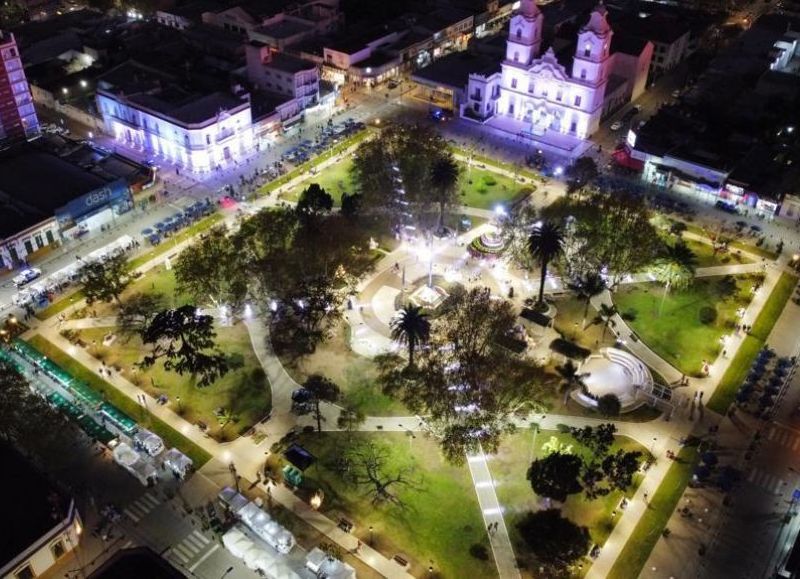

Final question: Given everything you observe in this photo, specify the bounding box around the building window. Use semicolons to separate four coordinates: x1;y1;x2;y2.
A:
508;102;514;114
570;121;577;133
51;540;66;559
516;28;521;39
580;69;587;80
46;230;55;244
574;95;582;106
34;234;43;250
584;43;591;57
24;240;33;254
206;134;211;145
513;51;519;62
556;90;563;102
473;103;479;112
511;78;517;89
14;565;34;579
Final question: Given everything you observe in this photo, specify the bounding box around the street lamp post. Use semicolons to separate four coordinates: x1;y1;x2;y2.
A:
220;566;234;579
176;396;182;413
369;525;374;546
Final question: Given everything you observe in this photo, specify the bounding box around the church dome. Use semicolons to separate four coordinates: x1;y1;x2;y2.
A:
519;0;541;18
583;1;611;35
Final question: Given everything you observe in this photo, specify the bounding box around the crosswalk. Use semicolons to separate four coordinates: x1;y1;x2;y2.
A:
746;467;787;495
766;425;800;450
166;529;218;570
123;492;161;523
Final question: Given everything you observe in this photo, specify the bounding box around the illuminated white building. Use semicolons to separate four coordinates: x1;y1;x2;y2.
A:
96;61;253;174
464;0;618;140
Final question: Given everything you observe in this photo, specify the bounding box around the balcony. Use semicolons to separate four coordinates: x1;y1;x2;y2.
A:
216;128;236;143
470;92;483;101
110;112;141;129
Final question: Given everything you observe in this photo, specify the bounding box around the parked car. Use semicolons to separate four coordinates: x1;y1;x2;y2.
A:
13;268;42;288
610;120;623;131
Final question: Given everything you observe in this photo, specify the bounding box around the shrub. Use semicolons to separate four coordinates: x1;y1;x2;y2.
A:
597;393;622;417
469;544;490;561
482;175;498;187
251;367;266;384
698;306;717;325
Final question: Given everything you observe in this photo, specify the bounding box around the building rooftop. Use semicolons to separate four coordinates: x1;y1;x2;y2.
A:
412;51;500;88
415;7;473;32
165;0;224;20
0;443;70;569
98;61;246;125
352;50;399;70
610;10;690;45
255;18;313;40
89;547;183;579
0;138;143;237
266;52;316;73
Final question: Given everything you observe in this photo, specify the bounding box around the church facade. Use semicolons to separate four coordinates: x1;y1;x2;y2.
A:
463;0;624;140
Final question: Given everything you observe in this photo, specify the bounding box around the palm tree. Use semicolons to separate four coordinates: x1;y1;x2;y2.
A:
568;272;606;330
217;407;239;435
593;303;618;341
528;221;565;307
429;156;460;233
555;360;588;405
650;241;697;315
390;305;431;369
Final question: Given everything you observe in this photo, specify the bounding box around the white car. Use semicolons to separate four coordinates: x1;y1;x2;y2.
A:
13;268;42;288
610;121;623;131
671;89;682;98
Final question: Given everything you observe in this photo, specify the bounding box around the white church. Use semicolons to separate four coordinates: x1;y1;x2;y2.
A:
462;0;650;147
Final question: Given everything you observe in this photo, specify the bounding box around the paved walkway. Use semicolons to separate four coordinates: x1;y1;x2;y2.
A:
467;449;521;579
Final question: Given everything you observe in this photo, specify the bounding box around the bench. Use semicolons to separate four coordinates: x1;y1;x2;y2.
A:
393;554;410;568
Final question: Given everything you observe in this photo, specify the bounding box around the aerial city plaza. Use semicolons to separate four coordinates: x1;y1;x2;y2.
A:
1;0;800;577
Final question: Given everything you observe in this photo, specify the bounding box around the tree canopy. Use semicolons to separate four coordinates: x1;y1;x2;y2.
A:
139;305;229;387
527;451;583;502
541;190;662;284
79;253;131;306
378;287;549;462
517;509;591;567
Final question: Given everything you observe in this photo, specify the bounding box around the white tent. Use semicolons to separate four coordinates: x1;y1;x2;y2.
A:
163;448;193;478
305;548;356;579
133;429;164;457
112;442;157;486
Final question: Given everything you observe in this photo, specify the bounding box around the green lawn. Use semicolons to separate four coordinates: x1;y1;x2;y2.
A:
279;157;532;210
607;444;699;579
258;129;373;198
283;432;495;579
76;323;270;441
26;335;212;467
613;276;756;376
489;430;647;574
449;145;544;186
457;165;532;210
750;272;798;340
683;222;778;260
36;213;224;321
707;272;798;414
681;238;753;268
281;159;354;205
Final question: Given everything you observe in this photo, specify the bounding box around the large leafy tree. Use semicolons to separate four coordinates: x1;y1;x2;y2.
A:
555;359;586;404
117;292;165;340
429;155;461;233
0;361;68;451
527;452;583;502
174;225;247;310
139;305;229;387
390;305;430;369
517;509;591;568
528;221;565;306
350;123;454;228
542;190;662;284
650;240;697;315
565;156;599;195
303;374;340;434
79;253;131;306
499;204;538;269
378;287;549;462
296;183;334;227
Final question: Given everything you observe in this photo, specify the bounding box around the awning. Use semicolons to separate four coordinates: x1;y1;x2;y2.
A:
612;148;644;171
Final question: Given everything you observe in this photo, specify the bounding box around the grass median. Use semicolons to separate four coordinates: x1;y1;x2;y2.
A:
607;444;699;579
27;334;212;468
707;272;798;414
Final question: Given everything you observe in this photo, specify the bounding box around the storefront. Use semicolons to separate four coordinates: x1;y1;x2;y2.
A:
55;179;133;239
